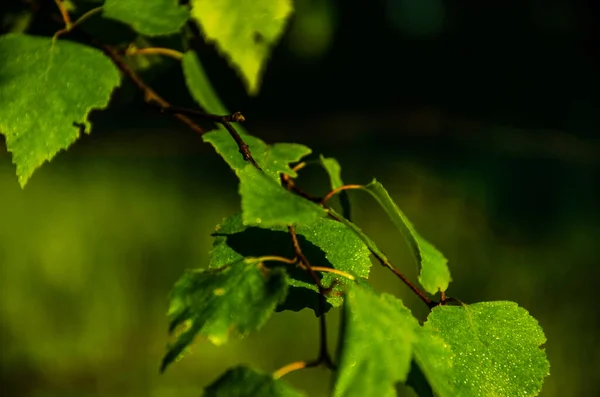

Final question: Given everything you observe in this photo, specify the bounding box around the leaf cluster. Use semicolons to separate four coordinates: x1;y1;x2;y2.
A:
0;1;550;396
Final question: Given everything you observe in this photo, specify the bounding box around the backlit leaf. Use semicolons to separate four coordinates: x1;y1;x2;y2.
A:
239;165;326;227
0;34;120;187
190;0;294;95
421;301;550;396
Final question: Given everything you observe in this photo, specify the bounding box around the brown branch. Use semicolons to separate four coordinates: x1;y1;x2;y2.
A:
96;43;207;136
372;250;434;308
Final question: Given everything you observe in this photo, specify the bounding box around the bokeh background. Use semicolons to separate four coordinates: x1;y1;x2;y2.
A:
1;0;599;396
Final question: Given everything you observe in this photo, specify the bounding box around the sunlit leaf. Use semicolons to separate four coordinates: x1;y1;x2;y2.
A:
210;213;371;311
0;34;120;187
205;366;305;397
103;0;188;36
334;286;418;397
239;165;326;227
190;0;294;95
161;260;288;371
421;301;550;396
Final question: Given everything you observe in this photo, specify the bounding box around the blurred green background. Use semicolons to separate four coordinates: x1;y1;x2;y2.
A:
1;0;599;396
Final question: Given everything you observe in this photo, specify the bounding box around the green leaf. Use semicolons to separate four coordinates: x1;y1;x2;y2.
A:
161;260;288;371
190;0;294;95
103;0;188;36
362;180;451;295
239;165;326;227
210;213;371;310
204;366;305;397
422;301;550;397
184;51;311;180
411;327;456;397
0;34;120;187
182;51;229;115
204;129;311;181
334;286;419;397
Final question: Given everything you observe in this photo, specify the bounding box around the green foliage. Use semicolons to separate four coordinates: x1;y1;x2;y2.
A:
334;286;418;397
162;260;288;371
103;0;188;36
239;165;326;227
204;129;311;181
0;2;550;396
205;366;305;397
210;213;371;310
363;180;451;294
0;33;120;187
189;0;294;95
422;301;550;396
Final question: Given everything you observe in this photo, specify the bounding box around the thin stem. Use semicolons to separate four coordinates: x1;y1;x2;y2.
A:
311;266;355;281
273;359;319;379
253;255;296;265
126;46;185;61
54;6;103;40
321;184;363;206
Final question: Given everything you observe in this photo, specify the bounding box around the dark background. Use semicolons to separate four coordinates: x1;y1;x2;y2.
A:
1;0;598;396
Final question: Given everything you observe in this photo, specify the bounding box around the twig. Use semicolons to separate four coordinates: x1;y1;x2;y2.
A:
96;43;206;135
125;46;185;61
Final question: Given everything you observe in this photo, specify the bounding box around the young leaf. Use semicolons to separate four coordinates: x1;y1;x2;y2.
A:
189;0;294;95
161;260;288;371
239;165;326;227
0;34;120;187
103;0;188;36
205;366;305;397
334;286;419;397
363;180;451;295
204;129;311;181
210;213;371;310
421;301;550;397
